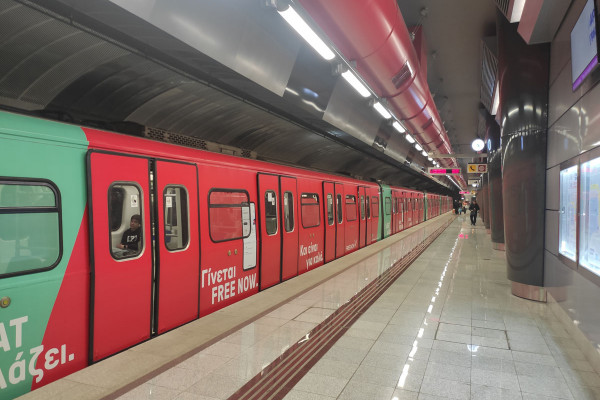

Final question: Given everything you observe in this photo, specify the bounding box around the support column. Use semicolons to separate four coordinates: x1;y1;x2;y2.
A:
485;111;505;250
483;180;491;232
497;12;549;301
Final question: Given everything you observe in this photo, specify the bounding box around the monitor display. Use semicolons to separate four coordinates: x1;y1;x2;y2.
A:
571;0;599;91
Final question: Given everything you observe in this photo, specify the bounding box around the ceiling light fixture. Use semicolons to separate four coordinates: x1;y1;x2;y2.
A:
415;143;423;152
392;121;406;133
421;150;428;157
428;156;433;161
278;5;335;60
341;70;371;97
405;134;415;143
373;102;392;119
471;138;485;152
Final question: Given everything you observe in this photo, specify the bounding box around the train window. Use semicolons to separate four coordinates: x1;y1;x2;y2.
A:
164;186;190;251
346;195;357;221
371;196;379;217
209;189;250;242
336;193;343;224
366;195;370;218
264;190;278;235
327;194;334;226
301;193;320;228
0;181;62;278
109;184;144;260
385;197;391;215
360;196;365;220
283;191;294;232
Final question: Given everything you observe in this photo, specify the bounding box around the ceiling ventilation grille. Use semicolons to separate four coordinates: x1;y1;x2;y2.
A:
480;37;498;114
391;62;412;89
494;0;510;19
144;127;257;159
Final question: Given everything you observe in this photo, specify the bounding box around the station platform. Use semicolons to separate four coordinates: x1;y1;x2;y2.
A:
20;214;600;400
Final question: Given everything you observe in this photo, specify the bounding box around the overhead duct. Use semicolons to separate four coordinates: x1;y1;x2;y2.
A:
298;0;466;187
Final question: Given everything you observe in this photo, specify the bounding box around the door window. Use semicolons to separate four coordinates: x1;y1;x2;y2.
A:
336;193;343;224
164;186;190;251
283;191;294;232
109;184;144;259
264;190;278;235
360;195;365;220
327;194;334;226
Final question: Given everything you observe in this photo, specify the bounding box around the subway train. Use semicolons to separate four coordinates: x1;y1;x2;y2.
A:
0;110;451;398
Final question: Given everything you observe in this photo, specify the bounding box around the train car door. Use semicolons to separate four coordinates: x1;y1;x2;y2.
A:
334;183;345;257
323;181;335;262
280;176;298;281
258;173;281;289
88;151;153;362
358;187;367;248
155;160;200;334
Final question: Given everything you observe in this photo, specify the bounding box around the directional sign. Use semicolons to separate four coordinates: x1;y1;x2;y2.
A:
467;163;487;173
428;168;461;175
459;191;470;194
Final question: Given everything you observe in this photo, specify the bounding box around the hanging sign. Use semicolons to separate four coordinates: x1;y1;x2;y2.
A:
467;164;487;173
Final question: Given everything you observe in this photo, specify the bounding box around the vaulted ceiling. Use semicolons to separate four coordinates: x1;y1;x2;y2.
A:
0;0;500;194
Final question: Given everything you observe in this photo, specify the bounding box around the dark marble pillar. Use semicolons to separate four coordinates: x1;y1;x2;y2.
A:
497;12;549;295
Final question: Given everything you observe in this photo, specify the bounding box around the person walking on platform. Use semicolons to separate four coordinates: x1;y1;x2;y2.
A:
469;200;480;225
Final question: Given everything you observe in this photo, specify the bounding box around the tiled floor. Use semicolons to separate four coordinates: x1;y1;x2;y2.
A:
117;215;600;400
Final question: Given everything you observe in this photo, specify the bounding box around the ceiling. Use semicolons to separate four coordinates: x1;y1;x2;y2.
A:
0;0;499;193
396;0;498;171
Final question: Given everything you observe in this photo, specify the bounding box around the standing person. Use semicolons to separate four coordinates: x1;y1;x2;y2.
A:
453;200;459;215
469;200;480;225
118;214;142;252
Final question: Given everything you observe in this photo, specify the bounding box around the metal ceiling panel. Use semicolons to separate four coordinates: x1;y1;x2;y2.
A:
109;0;298;97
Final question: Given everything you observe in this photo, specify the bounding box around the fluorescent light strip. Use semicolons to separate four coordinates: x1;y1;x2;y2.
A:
392;121;406;133
421;150;428;157
415;143;423;151
278;6;335;60
428;156;433;161
405;134;415;143
341;70;370;97
373;102;392;119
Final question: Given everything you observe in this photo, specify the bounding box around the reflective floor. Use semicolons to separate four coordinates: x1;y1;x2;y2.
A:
117;215;600;400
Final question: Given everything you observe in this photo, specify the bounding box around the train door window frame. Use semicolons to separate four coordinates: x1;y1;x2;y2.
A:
283;191;294;233
163;185;190;252
385;197;391;216
360;195;365;220
366;195;370;219
345;194;357;222
264;190;278;236
208;189;251;243
108;183;144;260
301;193;320;228
0;179;62;278
327;193;334;226
336;193;343;224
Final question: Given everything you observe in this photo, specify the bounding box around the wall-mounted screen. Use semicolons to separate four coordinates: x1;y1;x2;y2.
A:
559;165;578;261
571;0;599;91
580;157;600;276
